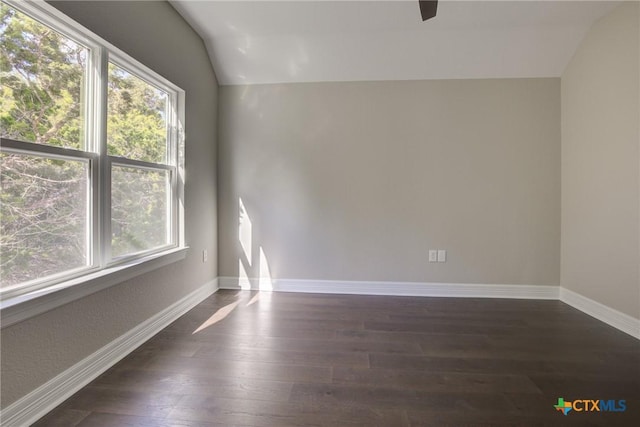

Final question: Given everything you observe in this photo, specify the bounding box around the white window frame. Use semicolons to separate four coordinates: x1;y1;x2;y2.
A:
0;0;187;326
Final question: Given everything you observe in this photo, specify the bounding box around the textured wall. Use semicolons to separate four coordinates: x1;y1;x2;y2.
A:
218;78;560;286
561;2;640;318
0;1;218;407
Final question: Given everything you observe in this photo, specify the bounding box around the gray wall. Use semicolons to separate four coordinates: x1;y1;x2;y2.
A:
561;2;640;319
0;1;218;407
219;78;560;286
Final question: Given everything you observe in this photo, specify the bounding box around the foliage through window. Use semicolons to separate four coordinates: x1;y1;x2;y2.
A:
111;165;169;257
0;3;87;149
1;153;89;285
107;63;168;163
0;1;184;297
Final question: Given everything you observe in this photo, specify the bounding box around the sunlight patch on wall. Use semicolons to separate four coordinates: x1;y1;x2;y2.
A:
259;246;273;291
237;197;274;291
239;258;251;290
239;197;252;266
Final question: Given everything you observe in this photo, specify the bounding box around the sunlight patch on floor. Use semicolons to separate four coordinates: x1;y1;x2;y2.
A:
192;300;240;334
246;292;260;306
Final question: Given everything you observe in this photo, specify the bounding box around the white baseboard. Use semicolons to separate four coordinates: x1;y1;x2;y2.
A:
220;277;640;339
218;276;559;300
560;287;640;339
0;279;219;427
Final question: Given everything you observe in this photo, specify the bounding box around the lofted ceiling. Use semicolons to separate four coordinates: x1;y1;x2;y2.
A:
169;0;619;86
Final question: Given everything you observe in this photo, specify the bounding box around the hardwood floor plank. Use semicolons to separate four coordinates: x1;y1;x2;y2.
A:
54;387;183;419
192;345;369;367
334;328;489;345
75;412;247;427
169;395;408;427
387;313;529;327
364;319;525;335
216;316;366;331
369;352;623;375
116;354;332;383
176;333;423;355
91;368;294;401
419;298;571;312
289;383;517;414
418;341;606;362
32;408;90;426
487;334;640;351
165;324;339;341
332;366;542;393
370;352;548;374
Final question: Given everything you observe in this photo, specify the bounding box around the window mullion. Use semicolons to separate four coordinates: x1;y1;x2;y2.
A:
109;157;173;171
173;93;180;246
167;93;177;246
85;44;98;271
176;92;186;248
93;47;111;267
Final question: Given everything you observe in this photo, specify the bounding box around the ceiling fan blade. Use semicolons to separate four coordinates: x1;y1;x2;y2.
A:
419;0;438;21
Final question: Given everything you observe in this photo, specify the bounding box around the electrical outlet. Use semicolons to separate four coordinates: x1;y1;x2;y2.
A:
202;249;208;263
428;250;438;263
437;250;446;263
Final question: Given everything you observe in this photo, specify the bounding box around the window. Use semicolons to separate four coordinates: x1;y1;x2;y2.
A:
0;0;185;301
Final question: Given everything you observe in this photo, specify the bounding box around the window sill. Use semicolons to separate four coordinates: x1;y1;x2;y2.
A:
0;247;188;328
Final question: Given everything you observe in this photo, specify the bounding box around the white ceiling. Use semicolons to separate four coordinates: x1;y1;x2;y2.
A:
169;0;619;86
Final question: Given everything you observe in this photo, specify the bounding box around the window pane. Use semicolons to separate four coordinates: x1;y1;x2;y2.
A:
111;165;169;257
0;4;87;149
107;63;168;163
0;153;89;288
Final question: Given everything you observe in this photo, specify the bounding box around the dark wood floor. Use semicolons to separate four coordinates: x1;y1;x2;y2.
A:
35;290;639;426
